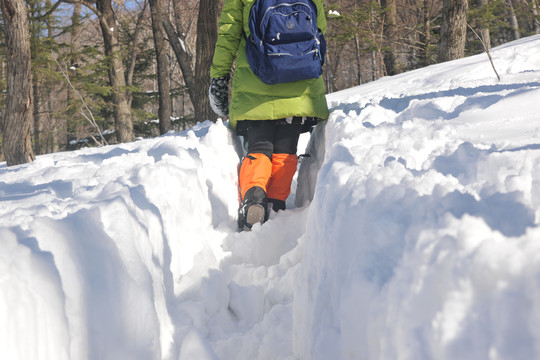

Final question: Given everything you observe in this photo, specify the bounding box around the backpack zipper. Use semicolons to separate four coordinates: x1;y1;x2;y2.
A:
268;47;319;56
260;2;314;34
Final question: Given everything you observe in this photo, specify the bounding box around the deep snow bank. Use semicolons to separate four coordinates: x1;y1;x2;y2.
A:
293;35;540;359
0;122;242;359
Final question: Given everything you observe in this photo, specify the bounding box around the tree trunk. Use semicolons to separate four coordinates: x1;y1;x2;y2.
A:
323;30;341;92
165;0;219;122
478;0;491;50
29;2;42;155
169;0;195;93
505;0;520;40
149;0;172;134
32;64;42;154
1;0;36;166
67;2;82;145
193;0;219;122
420;0;433;66
163;17;195;101
381;0;398;75
45;0;59;153
439;0;469;62
533;0;540;34
126;1;148;105
354;34;362;85
96;0;134;143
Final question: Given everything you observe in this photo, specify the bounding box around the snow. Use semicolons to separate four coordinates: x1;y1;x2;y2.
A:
2;35;540;360
179;37;187;53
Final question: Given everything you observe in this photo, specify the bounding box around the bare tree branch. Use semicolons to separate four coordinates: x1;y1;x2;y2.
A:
37;0;62;20
126;0;148;88
162;16;195;99
52;51;109;146
60;0;100;17
468;23;501;81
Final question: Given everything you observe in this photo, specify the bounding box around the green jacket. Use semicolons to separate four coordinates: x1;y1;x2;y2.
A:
210;0;330;130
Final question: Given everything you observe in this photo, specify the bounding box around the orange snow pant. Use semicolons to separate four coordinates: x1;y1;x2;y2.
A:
237;119;302;206
238;153;298;202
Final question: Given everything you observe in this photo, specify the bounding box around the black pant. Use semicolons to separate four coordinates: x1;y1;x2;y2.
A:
243;119;302;159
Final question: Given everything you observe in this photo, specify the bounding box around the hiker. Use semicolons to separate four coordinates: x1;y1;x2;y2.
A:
209;0;330;231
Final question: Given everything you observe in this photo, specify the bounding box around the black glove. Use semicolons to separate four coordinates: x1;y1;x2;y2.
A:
209;75;230;118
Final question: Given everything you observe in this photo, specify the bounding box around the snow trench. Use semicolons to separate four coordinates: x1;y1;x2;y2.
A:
2;35;540;360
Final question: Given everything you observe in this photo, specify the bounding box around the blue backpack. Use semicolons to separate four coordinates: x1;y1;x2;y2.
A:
245;0;326;85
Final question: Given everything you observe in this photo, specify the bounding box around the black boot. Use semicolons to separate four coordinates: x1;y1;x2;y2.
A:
238;186;269;231
268;198;286;212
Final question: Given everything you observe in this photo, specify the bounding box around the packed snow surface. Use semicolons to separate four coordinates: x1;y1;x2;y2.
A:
2;35;540;360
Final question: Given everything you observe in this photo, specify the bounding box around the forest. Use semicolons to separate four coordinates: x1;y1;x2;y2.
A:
0;0;539;165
